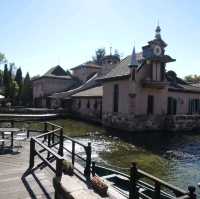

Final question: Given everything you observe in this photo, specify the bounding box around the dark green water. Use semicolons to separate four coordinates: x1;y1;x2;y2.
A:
51;118;200;195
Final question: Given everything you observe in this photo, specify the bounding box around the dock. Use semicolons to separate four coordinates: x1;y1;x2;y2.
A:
0;121;196;199
0;122;119;199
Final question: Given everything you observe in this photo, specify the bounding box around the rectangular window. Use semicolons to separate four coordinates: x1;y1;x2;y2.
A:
113;84;119;112
167;97;177;115
147;95;154;115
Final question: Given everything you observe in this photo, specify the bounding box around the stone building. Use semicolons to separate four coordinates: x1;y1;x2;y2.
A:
71;86;103;122
70;62;101;83
32;65;78;108
49;55;120;115
96;26;200;131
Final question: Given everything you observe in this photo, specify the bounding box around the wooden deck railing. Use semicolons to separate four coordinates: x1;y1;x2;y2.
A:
91;162;196;199
29;121;92;180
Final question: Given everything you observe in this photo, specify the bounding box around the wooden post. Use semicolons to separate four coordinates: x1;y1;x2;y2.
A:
29;138;35;169
47;133;51;159
27;129;30;138
56;158;63;180
52;125;55;144
154;181;161;199
92;161;96;177
11;121;14;127
129;162;139;199
43;122;47;142
188;186;196;199
72;141;75;165
84;142;91;179
58;128;63;156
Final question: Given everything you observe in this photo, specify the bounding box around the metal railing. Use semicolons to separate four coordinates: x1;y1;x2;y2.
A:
91;162;196;199
29;121;92;180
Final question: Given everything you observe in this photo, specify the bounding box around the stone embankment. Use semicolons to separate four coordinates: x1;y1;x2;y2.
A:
102;112;200;132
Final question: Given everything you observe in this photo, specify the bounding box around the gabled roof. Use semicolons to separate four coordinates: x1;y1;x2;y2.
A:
33;65;73;81
96;55;133;81
50;73;100;99
71;63;101;70
72;86;103;97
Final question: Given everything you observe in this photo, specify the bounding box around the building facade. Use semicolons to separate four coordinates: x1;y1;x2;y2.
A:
32;65;77;108
97;26;200;131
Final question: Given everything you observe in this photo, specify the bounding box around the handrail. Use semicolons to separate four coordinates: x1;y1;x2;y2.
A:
29;121;92;181
92;162;196;199
43;121;62;129
35;128;61;139
138;169;187;195
32;137;63;160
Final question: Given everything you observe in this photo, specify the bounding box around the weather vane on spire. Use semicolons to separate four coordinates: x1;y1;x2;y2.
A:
155;20;161;39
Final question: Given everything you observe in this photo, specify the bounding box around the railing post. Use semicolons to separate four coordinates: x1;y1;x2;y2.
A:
43;122;48;142
154;181;161;199
129;162;139;199
188;186;196;199
72;141;75;165
52;125;55;144
84;142;91;179
29;138;35;169
92;161;96;177
58;128;63;156
56;158;63;180
27;129;30;139
47;133;51;159
11;121;14;127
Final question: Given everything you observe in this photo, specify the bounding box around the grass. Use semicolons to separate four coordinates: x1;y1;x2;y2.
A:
15;118;105;137
99;140;168;178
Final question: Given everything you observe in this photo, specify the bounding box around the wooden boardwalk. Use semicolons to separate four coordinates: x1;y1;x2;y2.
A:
0;132;55;199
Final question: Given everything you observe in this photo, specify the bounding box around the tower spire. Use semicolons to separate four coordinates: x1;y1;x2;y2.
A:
155;23;161;39
129;45;137;67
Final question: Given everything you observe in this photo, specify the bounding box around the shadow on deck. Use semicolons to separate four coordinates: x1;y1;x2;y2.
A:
0;132;55;199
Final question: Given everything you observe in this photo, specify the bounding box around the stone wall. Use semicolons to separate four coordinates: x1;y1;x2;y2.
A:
164;115;200;132
71;98;102;123
102;112;200;132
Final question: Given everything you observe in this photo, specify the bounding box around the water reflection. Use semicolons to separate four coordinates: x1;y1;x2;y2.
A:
64;130;200;195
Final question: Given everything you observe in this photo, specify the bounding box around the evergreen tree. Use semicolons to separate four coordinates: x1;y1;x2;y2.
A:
9;80;19;105
15;67;23;105
3;64;10;98
21;73;33;106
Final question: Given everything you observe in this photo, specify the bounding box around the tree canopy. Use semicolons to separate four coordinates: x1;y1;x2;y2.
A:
0;51;33;107
184;75;200;83
93;48;106;65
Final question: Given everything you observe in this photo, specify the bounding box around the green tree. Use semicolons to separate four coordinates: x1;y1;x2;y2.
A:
21;73;33;106
15;67;23;105
93;48;106;65
184;75;200;83
3;64;10;98
9;80;19;105
0;53;6;65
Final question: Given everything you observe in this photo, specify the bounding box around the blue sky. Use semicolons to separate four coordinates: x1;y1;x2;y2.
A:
0;0;200;77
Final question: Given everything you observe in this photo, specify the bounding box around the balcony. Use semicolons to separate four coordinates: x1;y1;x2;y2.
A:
142;79;168;89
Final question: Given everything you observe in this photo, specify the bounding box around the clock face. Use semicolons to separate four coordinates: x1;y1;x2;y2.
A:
153;45;162;56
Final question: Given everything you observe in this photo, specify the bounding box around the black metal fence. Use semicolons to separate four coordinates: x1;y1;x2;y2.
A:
92;162;196;199
29;121;92;180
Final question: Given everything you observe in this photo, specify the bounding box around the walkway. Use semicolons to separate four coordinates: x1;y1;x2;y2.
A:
0;132;55;199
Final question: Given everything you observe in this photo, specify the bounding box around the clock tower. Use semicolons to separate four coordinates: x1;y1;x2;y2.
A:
142;25;175;83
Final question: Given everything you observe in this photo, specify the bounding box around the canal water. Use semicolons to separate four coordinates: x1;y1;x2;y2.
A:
55;118;200;195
